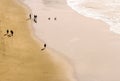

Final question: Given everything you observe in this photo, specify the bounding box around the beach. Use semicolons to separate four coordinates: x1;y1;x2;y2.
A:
0;0;74;81
22;0;120;81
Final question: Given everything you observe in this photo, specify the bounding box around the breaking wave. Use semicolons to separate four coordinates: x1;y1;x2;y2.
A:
67;0;120;34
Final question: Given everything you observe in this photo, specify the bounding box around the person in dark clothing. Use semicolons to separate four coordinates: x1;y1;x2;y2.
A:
29;14;32;19
48;17;50;20
7;30;9;34
26;14;32;20
54;17;57;20
7;30;14;37
4;30;9;36
44;44;46;48
34;15;37;23
41;43;47;51
10;30;14;36
34;15;37;19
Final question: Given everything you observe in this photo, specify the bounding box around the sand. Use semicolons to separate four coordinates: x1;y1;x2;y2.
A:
22;0;120;81
0;0;74;81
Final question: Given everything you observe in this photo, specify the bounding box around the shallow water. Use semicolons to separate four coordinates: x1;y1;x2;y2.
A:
67;0;120;34
20;0;120;81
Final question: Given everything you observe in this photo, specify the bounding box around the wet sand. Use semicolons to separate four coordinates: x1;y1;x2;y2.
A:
23;0;120;81
0;0;74;81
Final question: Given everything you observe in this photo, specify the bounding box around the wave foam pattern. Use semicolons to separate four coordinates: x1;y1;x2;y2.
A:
67;0;120;34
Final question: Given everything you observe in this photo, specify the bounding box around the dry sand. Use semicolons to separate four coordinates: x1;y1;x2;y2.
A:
0;0;74;81
23;0;120;81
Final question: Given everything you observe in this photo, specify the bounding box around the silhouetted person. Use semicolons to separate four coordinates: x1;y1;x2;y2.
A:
7;30;9;34
44;44;46;48
34;15;37;18
7;30;14;37
26;14;32;20
41;43;47;51
4;30;9;36
10;30;14;36
29;14;32;19
54;17;57;20
34;15;37;23
48;17;50;20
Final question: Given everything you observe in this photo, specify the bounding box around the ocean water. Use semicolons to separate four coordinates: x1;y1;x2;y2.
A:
19;0;120;81
67;0;120;34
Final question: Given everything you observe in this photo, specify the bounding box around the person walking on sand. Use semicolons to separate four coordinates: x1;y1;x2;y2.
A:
26;14;32;20
7;30;9;34
41;43;47;51
10;30;14;36
29;14;32;19
4;30;9;36
34;15;37;23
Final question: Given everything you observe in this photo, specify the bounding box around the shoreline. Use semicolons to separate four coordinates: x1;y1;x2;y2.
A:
15;0;77;81
19;0;120;81
17;0;120;81
67;0;120;35
18;0;115;81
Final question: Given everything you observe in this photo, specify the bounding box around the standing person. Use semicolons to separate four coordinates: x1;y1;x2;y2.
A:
48;17;50;20
34;15;37;23
54;17;57;20
4;30;9;36
41;43;47;51
26;14;32;20
10;30;14;36
44;43;46;48
29;14;32;19
7;30;9;34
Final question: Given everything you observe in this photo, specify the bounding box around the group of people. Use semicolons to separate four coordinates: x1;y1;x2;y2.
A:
48;17;57;20
27;14;57;23
4;30;14;37
4;29;46;50
27;14;38;23
27;14;54;51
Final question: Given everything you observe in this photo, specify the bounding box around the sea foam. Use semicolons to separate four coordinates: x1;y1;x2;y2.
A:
67;0;120;34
